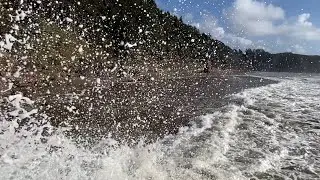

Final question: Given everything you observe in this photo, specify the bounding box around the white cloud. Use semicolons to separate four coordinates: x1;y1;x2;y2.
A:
229;0;320;41
291;13;320;40
191;14;225;40
233;36;253;46
297;13;312;27
224;34;253;49
235;0;285;21
292;44;306;54
230;0;285;36
186;13;253;48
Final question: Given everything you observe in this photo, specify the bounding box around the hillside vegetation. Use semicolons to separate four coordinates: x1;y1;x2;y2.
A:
2;0;319;76
0;0;242;79
244;49;320;73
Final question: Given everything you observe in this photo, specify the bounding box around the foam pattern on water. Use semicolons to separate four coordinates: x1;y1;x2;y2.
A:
1;75;320;180
231;76;320;179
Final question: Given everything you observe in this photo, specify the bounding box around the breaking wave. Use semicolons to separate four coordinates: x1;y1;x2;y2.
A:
1;73;320;180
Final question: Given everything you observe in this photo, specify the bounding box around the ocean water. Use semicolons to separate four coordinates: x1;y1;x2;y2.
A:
0;72;319;180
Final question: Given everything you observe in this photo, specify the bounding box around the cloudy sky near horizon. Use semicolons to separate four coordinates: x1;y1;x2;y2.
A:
155;0;320;55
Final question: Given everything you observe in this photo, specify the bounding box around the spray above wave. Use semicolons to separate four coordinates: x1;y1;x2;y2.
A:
1;0;245;143
1;1;320;180
0;89;245;179
1;75;319;179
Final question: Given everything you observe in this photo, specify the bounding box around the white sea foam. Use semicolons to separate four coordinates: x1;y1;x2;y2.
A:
1;73;320;179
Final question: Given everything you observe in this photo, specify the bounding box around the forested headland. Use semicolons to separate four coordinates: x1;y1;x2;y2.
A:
1;0;319;78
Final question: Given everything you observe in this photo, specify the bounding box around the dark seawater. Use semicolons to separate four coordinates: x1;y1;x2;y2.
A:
0;72;319;180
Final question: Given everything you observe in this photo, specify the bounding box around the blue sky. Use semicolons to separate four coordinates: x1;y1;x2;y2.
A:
155;0;320;55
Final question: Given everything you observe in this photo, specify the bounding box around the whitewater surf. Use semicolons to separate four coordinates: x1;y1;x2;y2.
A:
1;73;319;180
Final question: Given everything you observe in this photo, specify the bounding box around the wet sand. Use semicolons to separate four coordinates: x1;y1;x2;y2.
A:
1;73;277;144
